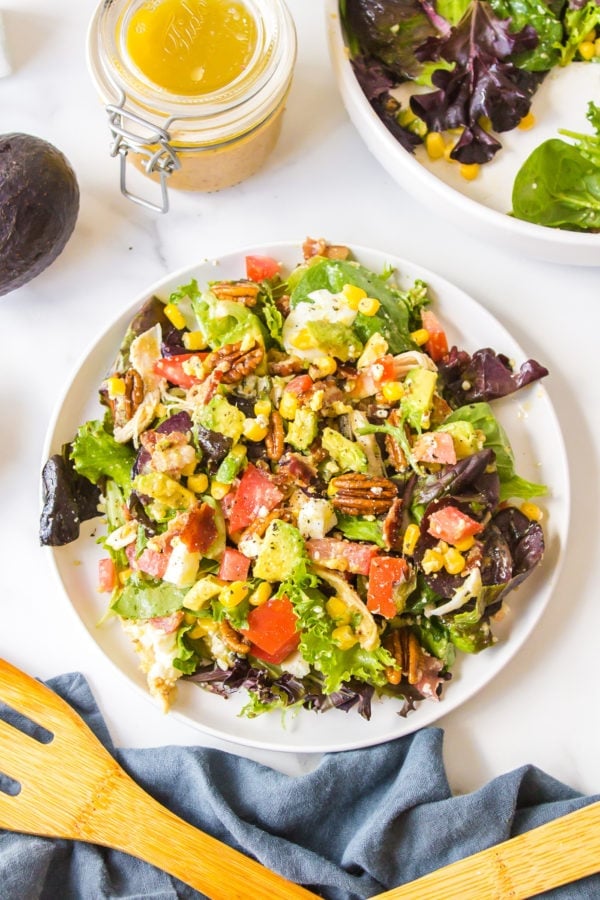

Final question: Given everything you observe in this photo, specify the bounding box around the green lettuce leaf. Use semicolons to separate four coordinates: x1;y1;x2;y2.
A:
281;562;393;694
112;578;188;619
71;420;136;489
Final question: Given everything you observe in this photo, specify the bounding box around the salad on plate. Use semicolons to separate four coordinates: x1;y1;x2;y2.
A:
40;238;549;722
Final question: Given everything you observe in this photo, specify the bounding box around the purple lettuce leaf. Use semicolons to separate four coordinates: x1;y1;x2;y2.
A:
351;57;424;153
437;346;549;408
411;2;541;163
412;448;499;509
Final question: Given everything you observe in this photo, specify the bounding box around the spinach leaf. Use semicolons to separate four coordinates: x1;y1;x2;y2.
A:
511;138;600;231
289;258;419;354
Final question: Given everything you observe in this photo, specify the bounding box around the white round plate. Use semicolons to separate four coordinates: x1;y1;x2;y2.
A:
326;0;600;267
44;241;569;753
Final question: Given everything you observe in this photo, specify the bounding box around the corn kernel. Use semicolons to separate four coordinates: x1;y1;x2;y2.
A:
332;624;358;650
210;480;231;500
118;567;133;585
425;131;446;160
381;381;404;403
443;547;466;575
164;302;186;330
279;391;298;420
342;283;367;309
582;28;596;42
478;116;492;131
521;501;543;522
219;581;249;609
595;38;600;55
518;111;536;131
183;330;207;350
421;548;444;574
460;163;480;181
402;523;420;556
454;534;475;553
254;399;272;417
311;355;337;377
187;473;209;494
243;418;269;442
248;582;272;607
291;329;318;350
106;376;126;398
358;296;381;317
410;328;430;346
326;596;351;624
578;40;596;60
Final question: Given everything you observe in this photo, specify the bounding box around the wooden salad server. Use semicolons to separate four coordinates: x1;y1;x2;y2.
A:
0;658;317;900
0;656;598;900
372;796;600;899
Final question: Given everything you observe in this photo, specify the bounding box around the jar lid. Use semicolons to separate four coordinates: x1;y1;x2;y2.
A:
87;0;296;146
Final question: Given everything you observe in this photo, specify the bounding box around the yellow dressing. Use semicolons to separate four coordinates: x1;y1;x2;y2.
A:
125;0;258;96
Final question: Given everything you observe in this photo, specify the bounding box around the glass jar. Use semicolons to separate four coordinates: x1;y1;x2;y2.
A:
87;0;297;212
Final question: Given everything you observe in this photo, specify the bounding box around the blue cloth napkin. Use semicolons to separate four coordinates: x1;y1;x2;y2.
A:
0;672;598;900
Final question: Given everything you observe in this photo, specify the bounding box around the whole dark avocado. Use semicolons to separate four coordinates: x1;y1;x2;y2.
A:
0;133;80;296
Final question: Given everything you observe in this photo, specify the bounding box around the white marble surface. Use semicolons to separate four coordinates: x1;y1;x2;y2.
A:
1;0;599;798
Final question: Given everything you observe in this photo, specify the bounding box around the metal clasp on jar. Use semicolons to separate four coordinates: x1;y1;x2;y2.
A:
106;92;181;213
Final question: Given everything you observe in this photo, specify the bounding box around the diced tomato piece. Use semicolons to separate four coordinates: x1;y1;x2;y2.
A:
218;547;251;581
306;538;378;575
175;503;218;554
427;506;484;545
349;355;396;399
421;310;449;362
98;557;116;593
227;464;285;533
241;596;300;664
245;255;281;282
367;556;410;618
149;611;184;633
126;542;171;579
153;353;205;389
412;432;457;465
285;374;314;395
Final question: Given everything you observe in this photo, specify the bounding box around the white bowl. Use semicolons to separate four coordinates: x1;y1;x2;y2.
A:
326;0;600;267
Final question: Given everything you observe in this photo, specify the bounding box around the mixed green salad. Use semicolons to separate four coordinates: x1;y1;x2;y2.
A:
342;0;600;231
40;239;549;721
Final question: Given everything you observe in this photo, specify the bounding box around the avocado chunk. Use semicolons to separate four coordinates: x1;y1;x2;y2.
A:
254;520;306;582
197;395;245;443
401;367;437;430
0;133;79;296
322;427;368;472
286;407;318;451
304;321;363;361
437;420;484;459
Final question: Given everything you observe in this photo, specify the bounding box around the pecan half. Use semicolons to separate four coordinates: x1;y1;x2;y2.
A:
385;410;408;472
265;410;284;462
219;619;250;656
204;341;264;384
267;350;305;376
211;280;260;306
238;506;294;543
111;367;145;427
302;236;350;261
384;628;423;685
329;473;398;516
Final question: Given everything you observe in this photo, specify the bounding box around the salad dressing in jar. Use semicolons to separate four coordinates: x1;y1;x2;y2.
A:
87;0;296;212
